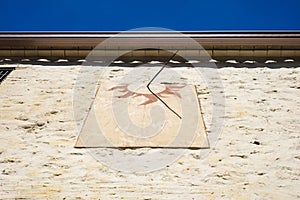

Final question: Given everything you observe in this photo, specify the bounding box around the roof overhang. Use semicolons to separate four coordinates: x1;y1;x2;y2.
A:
1;32;300;59
1;31;300;47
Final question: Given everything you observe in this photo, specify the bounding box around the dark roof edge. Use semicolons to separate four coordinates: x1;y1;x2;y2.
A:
1;32;300;49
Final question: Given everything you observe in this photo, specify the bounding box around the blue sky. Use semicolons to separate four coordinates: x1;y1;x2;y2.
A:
1;0;300;31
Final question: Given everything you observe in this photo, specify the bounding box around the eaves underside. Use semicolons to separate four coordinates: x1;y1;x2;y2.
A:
1;32;300;59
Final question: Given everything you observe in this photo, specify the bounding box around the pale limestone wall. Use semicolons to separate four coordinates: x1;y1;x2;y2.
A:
0;65;299;199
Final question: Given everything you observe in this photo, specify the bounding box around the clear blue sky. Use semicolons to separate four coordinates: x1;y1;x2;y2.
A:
1;0;300;31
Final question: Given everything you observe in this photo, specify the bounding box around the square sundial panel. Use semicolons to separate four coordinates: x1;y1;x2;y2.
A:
75;82;209;149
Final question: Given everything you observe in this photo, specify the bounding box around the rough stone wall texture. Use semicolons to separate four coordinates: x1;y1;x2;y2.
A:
0;65;299;199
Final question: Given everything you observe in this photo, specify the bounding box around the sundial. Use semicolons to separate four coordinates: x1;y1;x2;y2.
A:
75;80;209;149
75;50;209;149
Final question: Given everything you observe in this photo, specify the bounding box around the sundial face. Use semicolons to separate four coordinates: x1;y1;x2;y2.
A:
75;78;209;148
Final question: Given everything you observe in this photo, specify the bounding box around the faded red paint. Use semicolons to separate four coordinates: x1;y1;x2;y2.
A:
109;84;185;105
